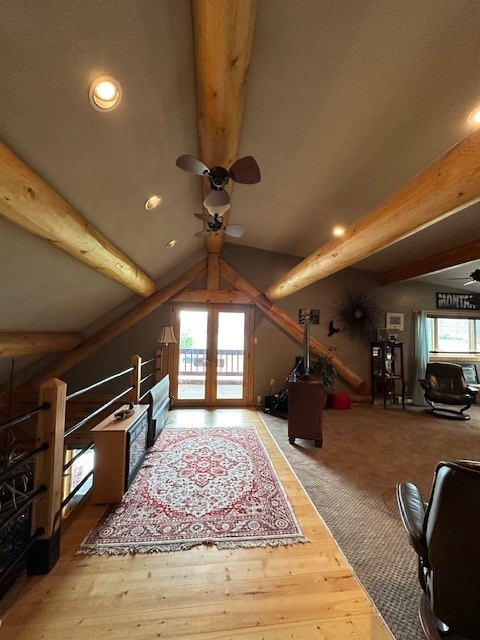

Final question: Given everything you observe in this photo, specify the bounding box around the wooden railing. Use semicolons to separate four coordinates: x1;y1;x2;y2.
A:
0;354;158;597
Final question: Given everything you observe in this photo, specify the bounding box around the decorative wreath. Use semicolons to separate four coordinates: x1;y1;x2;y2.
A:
335;290;382;343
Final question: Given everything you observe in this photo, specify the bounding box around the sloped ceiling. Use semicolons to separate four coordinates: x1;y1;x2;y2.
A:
1;0;480;383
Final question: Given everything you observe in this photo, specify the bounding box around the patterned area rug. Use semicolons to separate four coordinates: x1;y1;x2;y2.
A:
78;426;306;554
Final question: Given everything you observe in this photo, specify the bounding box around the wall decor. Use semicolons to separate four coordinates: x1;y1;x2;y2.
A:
377;328;388;341
386;312;404;332
335;290;382;343
298;309;319;324
436;292;480;310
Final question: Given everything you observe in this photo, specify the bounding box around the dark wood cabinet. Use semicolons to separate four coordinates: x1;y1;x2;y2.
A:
287;378;324;447
371;341;405;409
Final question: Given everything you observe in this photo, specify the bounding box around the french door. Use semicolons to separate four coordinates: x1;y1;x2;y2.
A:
170;305;254;406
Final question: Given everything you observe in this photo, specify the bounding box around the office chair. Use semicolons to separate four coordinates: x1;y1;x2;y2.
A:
396;460;480;639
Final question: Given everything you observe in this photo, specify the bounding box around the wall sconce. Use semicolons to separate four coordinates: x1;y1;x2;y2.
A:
157;326;177;380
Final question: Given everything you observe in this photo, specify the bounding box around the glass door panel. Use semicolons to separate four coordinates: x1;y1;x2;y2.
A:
172;305;253;406
176;309;208;401
216;311;245;400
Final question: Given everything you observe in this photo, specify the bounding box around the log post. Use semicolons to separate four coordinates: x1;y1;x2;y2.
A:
130;355;142;403
28;378;66;575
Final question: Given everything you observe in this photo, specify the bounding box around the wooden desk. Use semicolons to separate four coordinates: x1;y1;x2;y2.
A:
91;404;148;504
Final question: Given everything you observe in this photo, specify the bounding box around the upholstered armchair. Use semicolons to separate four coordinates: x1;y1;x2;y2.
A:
419;362;473;420
396;460;480;640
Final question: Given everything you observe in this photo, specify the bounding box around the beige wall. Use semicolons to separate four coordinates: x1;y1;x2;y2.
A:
52;243;445;403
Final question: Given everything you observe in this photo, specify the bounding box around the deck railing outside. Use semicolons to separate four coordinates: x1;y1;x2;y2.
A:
179;348;243;376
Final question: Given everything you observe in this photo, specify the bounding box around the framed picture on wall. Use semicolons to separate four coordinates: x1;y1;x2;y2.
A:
377;328;388;341
386;312;404;332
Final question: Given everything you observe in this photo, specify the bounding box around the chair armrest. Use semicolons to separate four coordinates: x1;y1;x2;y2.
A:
396;482;427;558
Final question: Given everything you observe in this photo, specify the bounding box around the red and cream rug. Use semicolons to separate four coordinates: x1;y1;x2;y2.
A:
78;426;306;554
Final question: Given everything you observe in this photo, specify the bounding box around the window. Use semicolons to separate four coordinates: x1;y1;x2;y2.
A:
427;315;480;354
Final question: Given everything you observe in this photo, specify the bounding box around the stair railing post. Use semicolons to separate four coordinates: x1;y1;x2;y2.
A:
28;377;67;575
130;355;141;403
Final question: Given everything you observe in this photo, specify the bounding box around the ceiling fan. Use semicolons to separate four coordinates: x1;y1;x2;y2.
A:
193;213;244;238
447;269;480;286
176;154;261;210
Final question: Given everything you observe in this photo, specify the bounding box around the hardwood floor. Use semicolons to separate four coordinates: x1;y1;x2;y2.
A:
0;408;393;639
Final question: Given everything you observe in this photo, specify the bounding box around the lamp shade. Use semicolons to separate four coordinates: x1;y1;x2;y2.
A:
157;326;177;345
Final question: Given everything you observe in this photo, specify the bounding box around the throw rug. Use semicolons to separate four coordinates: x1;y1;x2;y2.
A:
78;426;306;555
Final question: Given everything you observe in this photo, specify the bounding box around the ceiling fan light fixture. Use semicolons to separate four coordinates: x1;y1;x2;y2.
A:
89;76;122;112
145;194;162;210
204;202;230;216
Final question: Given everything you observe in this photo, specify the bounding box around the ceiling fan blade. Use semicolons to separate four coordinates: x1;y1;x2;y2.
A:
194;229;213;238
224;224;244;238
194;212;213;223
176;154;210;176
229;156;261;184
204;189;230;207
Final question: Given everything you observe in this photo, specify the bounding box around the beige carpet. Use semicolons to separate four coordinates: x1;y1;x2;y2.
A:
259;402;480;640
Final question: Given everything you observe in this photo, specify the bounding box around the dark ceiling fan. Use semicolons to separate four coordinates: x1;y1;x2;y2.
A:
193;213;244;238
176;154;261;209
447;268;480;286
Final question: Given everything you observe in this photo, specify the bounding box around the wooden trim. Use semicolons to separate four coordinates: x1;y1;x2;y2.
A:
220;259;368;394
0;332;84;357
0;140;156;298
265;128;480;299
379;237;480;284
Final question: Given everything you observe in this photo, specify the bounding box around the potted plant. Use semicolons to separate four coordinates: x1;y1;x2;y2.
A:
309;353;336;392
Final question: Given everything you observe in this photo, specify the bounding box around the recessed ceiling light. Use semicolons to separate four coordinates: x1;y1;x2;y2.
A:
333;226;345;237
468;108;480;125
89;76;122;112
145;195;163;210
165;239;177;249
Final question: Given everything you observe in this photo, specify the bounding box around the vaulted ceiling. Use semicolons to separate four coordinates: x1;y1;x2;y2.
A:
1;0;480;384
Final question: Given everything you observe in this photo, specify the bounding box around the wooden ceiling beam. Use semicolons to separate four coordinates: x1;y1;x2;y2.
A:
0;141;156;298
192;0;258;253
379;237;480;284
220;259;368;394
265;128;480;300
0;332;84;357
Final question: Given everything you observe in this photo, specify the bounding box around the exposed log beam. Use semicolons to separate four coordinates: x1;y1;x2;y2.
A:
207;253;220;290
173;289;250;304
220;259;368;394
0;332;84;357
192;0;258;253
380;237;480;285
0;141;156;298
266;128;480;300
18;259;207;391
